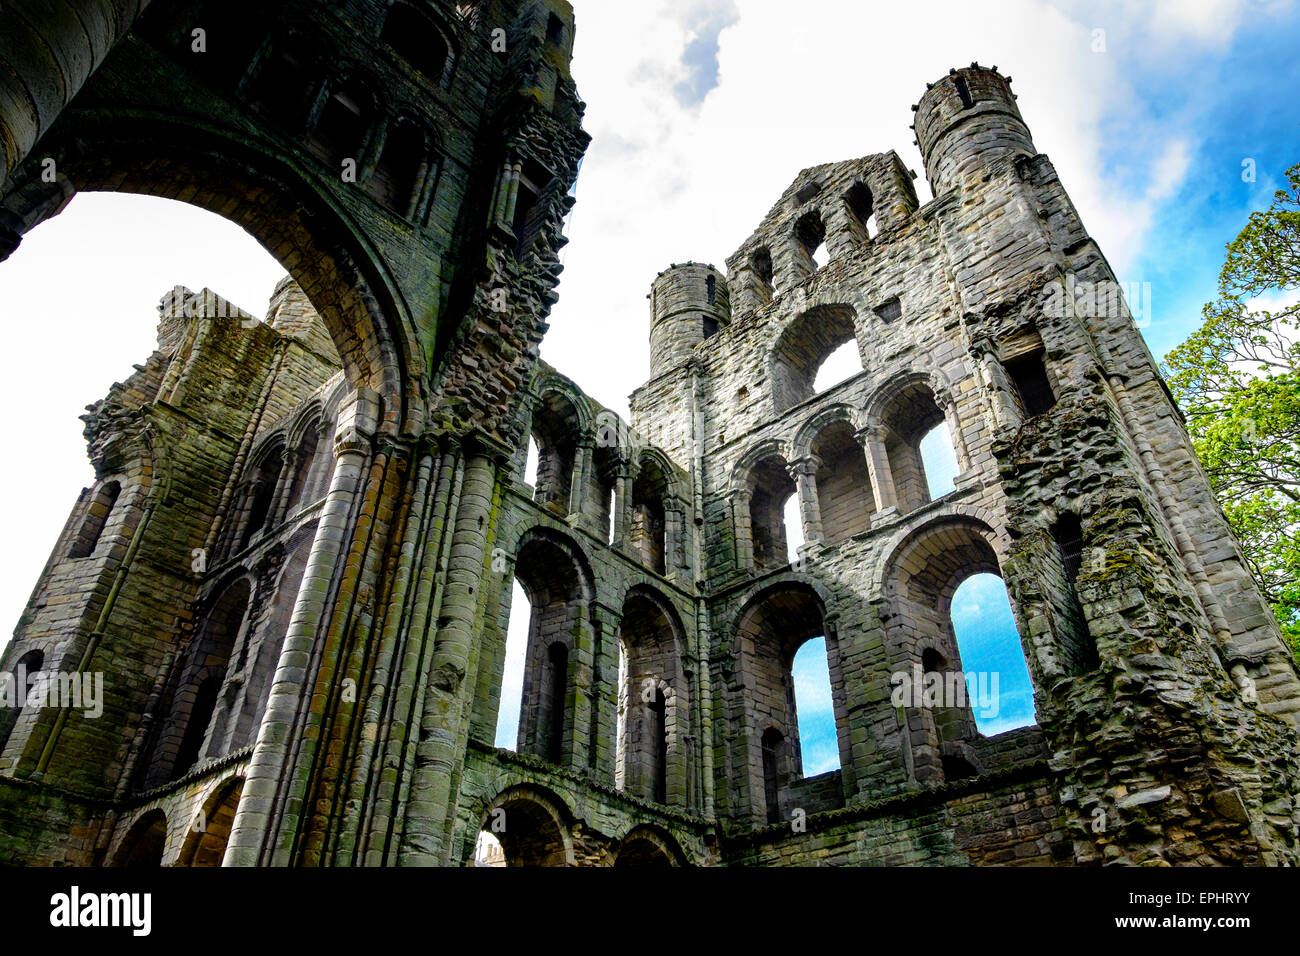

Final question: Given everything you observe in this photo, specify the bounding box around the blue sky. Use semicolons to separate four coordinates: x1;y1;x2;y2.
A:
1;1;1297;783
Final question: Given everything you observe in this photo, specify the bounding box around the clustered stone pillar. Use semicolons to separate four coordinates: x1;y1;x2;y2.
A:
788;456;823;547
490;153;523;230
401;444;502;865
224;387;379;866
857;425;899;516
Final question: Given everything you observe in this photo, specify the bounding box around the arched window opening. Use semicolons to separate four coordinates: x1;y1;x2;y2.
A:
791;637;840;775
845;182;875;240
615;832;679;867
919;422;959;500
617;589;686;806
772;305;858;412
783;493;803;565
811;420;874;542
750;247;774;302
748;455;795;571
606;486;616;545
114;810;167;868
306;80;371;170
494;579;529;750
511;159;553;259
247;35;317;130
523;435;541;487
140;580;249;788
1051;513;1098;675
510;535;587;765
631;457;670;575
1004;349;1056;418
885;520;1037;784
812;340;863;393
472;830;507;867
795;211;828;274
283;425;322;515
367;119;429;218
950;573;1036;736
381;2;451;82
735;584;843;824
173;675;220;779
240;445;284;550
872;378;949;514
68;480;120;559
0;649;44;755
530;391;581;514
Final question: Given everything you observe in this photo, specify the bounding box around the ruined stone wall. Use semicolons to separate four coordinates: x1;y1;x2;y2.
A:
2;5;1296;868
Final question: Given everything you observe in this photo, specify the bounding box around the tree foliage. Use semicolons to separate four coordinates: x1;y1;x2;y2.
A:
1164;162;1300;659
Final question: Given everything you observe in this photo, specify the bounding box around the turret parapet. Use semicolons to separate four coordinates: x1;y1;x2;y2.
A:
914;64;1035;195
648;262;730;378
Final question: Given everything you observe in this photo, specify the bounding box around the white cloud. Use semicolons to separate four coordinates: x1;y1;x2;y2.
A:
552;0;1274;416
0;0;1289;642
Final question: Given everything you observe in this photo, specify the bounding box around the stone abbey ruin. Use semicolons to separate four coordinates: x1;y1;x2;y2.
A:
0;0;1297;868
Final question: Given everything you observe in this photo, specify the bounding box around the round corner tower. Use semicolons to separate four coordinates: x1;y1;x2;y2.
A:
914;64;1036;195
648;262;730;378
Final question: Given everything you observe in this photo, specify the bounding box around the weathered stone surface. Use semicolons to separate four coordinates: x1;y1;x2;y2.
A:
0;10;1295;867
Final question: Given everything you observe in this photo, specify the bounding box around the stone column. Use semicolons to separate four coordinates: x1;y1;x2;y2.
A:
732;489;754;572
663;495;687;580
788;455;823;546
612;457;638;551
224;387;379;866
0;0;153;188
567;439;592;522
969;338;1019;429
268;453;298;526
858;426;900;517
935;391;973;482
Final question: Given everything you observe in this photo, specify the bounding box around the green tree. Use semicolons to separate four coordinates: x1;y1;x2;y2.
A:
1164;162;1300;661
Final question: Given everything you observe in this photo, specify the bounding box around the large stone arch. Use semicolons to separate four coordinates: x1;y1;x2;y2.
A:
728;579;846;825
469;783;576;868
770;303;861;412
1;110;420;434
614;584;691;807
110;807;169;868
177;774;245;867
613;823;689;867
876;514;1035;782
498;527;597;767
861;367;967;512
